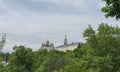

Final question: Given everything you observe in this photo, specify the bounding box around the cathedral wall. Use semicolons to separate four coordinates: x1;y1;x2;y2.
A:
56;44;78;51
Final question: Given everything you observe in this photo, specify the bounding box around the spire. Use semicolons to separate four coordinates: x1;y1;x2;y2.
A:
64;34;67;45
65;34;67;40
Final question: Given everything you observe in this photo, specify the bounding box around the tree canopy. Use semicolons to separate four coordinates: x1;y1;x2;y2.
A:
102;0;120;20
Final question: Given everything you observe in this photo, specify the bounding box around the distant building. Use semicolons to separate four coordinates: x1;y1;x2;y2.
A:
41;39;54;50
41;34;80;51
56;34;80;51
56;42;80;51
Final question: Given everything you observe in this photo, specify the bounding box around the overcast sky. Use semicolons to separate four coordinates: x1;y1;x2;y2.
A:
0;0;120;52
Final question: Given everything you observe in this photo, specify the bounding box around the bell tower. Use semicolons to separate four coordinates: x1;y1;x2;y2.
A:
64;34;67;45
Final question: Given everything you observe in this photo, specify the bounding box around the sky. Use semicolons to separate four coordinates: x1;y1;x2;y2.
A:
0;0;120;52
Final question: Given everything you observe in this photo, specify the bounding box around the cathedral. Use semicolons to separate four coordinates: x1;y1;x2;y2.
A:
41;34;80;51
41;38;54;50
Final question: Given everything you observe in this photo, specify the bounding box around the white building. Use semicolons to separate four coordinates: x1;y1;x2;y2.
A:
41;34;80;51
56;34;80;51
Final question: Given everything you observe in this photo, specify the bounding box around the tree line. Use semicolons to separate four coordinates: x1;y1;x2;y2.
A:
0;23;120;72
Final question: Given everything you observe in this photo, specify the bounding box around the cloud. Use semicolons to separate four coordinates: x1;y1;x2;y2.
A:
31;0;87;8
0;0;120;52
0;0;21;16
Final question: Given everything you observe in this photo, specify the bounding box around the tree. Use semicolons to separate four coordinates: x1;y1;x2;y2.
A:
102;0;120;20
0;33;6;51
9;45;34;72
34;50;68;72
82;23;120;72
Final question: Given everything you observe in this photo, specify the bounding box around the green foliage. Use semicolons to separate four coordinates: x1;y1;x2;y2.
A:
0;52;3;61
8;46;34;72
102;0;120;20
82;23;120;72
32;49;67;72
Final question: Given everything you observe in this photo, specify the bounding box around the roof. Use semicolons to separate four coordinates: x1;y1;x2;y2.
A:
56;42;80;48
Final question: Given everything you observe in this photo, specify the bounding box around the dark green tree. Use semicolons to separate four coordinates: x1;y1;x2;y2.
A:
102;0;120;20
9;45;34;72
34;49;67;72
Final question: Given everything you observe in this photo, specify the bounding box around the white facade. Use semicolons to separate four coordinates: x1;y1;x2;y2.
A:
56;42;79;51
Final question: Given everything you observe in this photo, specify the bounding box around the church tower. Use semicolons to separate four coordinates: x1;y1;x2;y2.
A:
64;34;67;45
